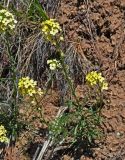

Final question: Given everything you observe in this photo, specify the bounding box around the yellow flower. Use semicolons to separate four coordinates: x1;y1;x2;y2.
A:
102;82;108;90
0;125;9;143
18;77;37;96
37;88;43;96
47;59;61;70
41;19;63;45
18;77;43;97
86;71;108;91
0;9;17;33
60;36;64;41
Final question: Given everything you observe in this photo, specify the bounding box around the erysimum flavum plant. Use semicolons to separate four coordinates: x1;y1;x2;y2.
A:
0;125;9;143
18;77;43;97
0;8;19;143
0;9;17;32
41;16;108;146
86;71;108;91
41;18;63;45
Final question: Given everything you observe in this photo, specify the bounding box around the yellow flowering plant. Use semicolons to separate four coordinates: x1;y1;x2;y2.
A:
47;59;61;70
18;77;37;96
41;19;63;45
0;9;18;143
0;9;17;33
86;71;108;91
18;77;43;97
18;76;45;124
40;15;103;146
0;125;9;143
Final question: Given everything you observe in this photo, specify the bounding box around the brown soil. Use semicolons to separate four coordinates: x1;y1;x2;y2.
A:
52;0;125;159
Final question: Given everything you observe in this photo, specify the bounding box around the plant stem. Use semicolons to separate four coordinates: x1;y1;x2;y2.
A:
55;42;80;106
33;95;47;125
5;34;18;142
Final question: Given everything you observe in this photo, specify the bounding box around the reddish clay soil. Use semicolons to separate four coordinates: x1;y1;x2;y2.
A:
54;0;125;159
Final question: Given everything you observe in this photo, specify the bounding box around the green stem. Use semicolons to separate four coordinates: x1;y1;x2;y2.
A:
5;34;18;142
33;95;47;125
33;0;49;20
55;42;80;106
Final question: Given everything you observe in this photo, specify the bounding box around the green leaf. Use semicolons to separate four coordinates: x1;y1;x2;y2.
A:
33;0;49;20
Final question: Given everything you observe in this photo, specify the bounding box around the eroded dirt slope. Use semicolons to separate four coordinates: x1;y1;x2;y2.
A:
56;0;125;159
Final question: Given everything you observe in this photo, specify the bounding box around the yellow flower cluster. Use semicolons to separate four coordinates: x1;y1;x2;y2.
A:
0;125;9;143
86;71;108;90
0;9;17;32
47;59;61;70
18;77;43;96
41;19;63;44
